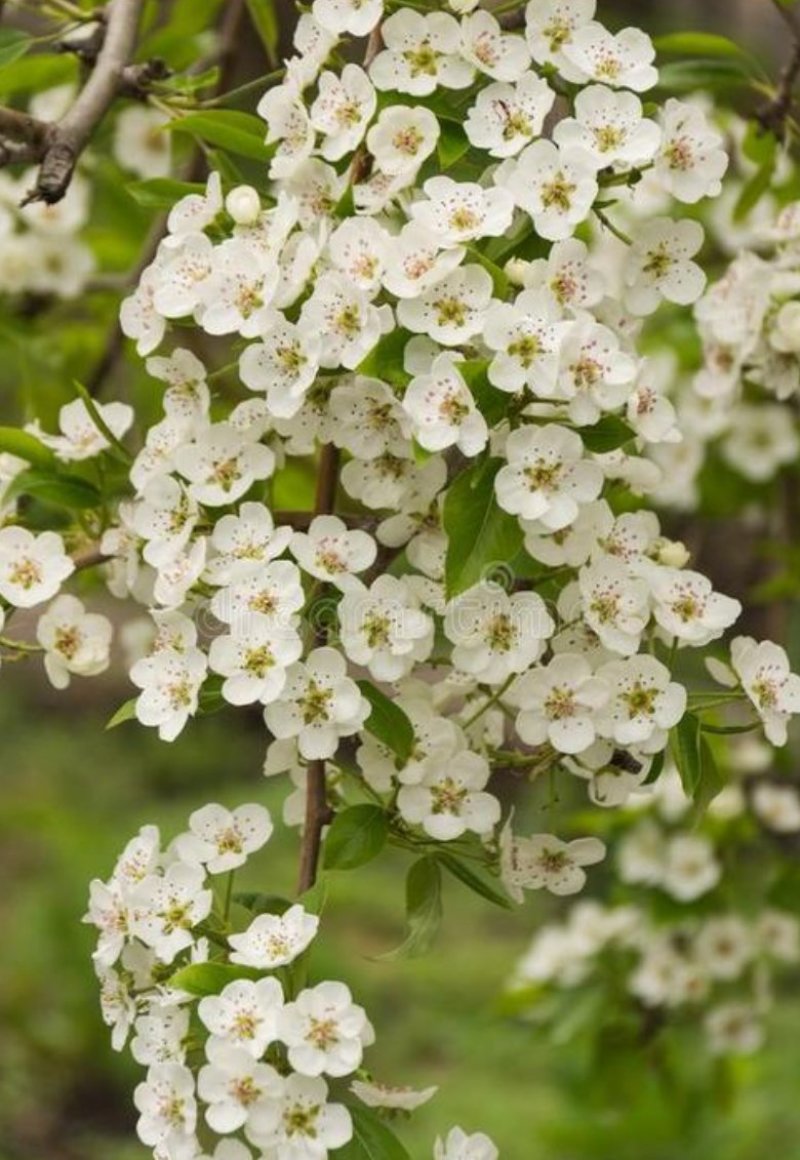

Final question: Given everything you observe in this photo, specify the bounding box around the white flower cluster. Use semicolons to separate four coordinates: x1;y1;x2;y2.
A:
84;805;473;1159
507;756;800;1060
0;4;796;901
92;0;787;873
511;897;796;1057
0;2;793;912
0;167;94;299
692;202;800;479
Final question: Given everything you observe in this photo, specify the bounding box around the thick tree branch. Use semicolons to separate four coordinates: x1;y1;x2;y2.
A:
296;445;340;896
20;0;145;204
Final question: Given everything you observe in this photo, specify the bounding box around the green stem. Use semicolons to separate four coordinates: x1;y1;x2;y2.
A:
593;205;632;245
223;870;235;922
201;69;285;108
462;674;516;730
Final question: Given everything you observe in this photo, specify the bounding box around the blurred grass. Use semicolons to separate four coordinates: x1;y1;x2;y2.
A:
1;678;800;1160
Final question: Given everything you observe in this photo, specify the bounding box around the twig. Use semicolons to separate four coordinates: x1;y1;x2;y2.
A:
21;0;145;204
758;0;800;138
296;444;340;896
350;21;384;185
497;7;525;31
72;546;111;571
84;0;248;397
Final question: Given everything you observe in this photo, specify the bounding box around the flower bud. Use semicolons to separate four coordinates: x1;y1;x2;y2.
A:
504;258;530;287
225;185;261;225
654;538;690;568
771;300;800;353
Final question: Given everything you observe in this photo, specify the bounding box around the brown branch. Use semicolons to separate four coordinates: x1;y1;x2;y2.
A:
72;546;111;571
20;0;145;204
350;21;384;185
758;0;800;138
296;444;340;896
84;0;249;398
498;7;525;31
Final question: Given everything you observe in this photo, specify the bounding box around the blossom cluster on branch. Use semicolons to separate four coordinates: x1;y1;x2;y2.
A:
2;0;800;1156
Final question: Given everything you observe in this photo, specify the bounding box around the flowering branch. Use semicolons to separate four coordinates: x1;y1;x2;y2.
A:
17;0;145;204
296;444;340;895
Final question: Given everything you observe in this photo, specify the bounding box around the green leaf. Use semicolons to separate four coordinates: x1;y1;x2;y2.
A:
741;122;778;166
437;121;470;170
6;468;101;510
357;680;415;763
106;698;137;730
439;852;512;909
0;426;56;468
689;736;726;823
578;415;635;453
73;381;132;462
334;182;356;219
0;29;32;70
299;875;329;915
324;804;389;871
127;178;206;210
656;58;753;94
232;893;292;915
641;748;665;787
381;856;442;960
337;1105;412;1160
356;328;413;390
199;675;228;716
245;0;280;63
735;152;776;222
171;110;272;161
671;711;703;797
459;360;510;426
0;53;76;97
169;962;264;997
465;247;509;298
443;457;523;599
670;712;727;822
654;32;751;59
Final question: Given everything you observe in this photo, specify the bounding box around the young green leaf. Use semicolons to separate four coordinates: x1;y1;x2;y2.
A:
437;121;470;171
0;426;56;468
381;856;442;960
106;698;137;730
0;29;32;70
356;328;413;389
671;711;703;797
337;1105;412;1160
578;415;635;454
439;852;513;909
169;962;265;997
127;178;207;210
357;679;415;763
653;32;752;59
459;360;510;427
443;457;523;599
324;804;389;871
232;893;292;916
170;110;273;161
245;0;280;63
6;468;101;510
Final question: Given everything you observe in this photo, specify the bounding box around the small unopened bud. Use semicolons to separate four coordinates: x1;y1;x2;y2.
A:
225;185;261;225
655;538;690;568
504;258;530;287
772;300;800;354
